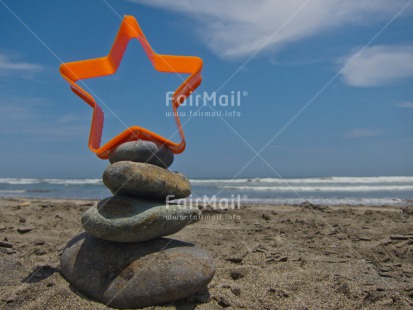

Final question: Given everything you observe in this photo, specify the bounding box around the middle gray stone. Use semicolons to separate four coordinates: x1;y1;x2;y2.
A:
103;161;191;200
81;195;201;243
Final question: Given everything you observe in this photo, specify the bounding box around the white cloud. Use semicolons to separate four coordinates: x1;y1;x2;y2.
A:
0;53;42;75
395;101;413;108
344;128;383;139
0;97;48;120
0;97;87;139
340;45;413;87
131;0;411;59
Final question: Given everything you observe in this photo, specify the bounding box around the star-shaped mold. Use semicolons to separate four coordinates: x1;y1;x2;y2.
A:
60;15;202;159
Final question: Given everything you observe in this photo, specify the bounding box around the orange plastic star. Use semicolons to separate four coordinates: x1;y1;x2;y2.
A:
60;15;202;159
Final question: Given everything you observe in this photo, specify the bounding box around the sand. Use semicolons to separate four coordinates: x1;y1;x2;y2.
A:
0;197;412;309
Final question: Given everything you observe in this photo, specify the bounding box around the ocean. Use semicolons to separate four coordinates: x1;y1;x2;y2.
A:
0;176;412;206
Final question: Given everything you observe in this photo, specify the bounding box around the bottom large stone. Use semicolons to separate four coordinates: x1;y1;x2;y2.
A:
60;233;215;308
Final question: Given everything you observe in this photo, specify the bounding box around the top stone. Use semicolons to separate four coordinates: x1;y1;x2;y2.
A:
109;140;174;168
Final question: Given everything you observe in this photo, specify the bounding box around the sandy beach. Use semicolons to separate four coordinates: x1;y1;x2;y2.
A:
0;197;412;309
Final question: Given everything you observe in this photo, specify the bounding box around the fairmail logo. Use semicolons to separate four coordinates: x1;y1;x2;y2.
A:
165;90;247;107
165;194;246;210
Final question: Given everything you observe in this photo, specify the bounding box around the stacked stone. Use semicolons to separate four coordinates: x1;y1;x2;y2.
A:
60;141;215;309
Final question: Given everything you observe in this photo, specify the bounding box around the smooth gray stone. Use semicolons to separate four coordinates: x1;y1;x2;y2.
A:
109;141;174;168
81;195;202;243
103;161;191;200
60;233;215;308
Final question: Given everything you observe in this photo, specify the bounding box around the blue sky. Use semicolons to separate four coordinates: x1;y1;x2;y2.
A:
0;0;412;179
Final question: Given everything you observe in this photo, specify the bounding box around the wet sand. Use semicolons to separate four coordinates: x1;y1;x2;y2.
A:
0;197;412;309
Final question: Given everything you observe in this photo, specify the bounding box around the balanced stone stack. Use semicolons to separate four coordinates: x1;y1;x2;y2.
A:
60;141;215;308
